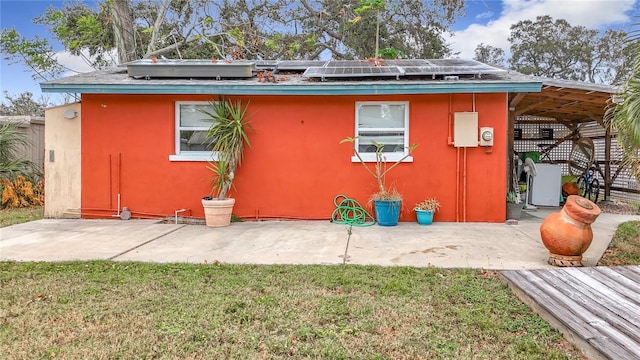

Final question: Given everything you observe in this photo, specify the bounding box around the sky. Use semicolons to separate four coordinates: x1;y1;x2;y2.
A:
1;0;639;105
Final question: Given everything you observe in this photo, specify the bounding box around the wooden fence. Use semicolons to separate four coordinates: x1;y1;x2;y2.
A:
0;116;45;176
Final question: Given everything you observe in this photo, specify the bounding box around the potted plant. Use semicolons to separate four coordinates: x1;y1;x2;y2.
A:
341;137;417;226
506;191;523;221
200;96;253;227
414;198;440;225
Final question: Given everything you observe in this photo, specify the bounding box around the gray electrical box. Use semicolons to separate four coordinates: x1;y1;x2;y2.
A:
453;112;478;147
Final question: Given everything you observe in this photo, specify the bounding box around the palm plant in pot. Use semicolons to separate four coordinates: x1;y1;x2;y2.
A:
414;198;440;225
341;137;417;226
201;97;253;227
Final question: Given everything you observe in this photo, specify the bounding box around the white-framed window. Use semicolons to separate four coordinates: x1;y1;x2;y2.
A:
353;101;412;163
169;101;216;161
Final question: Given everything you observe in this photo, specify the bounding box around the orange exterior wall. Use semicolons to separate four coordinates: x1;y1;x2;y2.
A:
81;92;508;222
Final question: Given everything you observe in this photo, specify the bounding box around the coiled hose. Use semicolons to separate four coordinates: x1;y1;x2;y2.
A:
331;194;375;226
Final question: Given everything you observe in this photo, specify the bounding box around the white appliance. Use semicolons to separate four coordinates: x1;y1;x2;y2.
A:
523;157;537;210
530;164;562;206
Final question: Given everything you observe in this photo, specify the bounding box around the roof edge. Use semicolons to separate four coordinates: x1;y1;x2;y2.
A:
41;81;542;95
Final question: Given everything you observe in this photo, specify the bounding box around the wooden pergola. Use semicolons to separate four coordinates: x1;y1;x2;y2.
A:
507;77;620;200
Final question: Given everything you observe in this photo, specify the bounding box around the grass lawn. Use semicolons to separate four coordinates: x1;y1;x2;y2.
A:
598;220;640;266
0;206;43;227
0;262;580;359
14;207;640;358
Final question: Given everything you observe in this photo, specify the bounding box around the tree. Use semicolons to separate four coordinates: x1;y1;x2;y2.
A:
207;0;316;60
593;29;632;85
0;28;65;82
606;21;640;181
352;0;387;59
0;92;48;117
508;15;628;84
2;0;465;83
299;0;464;59
2;0;320;70
473;43;505;67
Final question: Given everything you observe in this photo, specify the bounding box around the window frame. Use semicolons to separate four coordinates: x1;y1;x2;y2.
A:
352;101;413;163
169;101;217;162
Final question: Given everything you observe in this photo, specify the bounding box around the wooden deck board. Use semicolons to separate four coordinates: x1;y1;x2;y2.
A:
587;267;640;298
558;269;640;323
502;271;622;359
502;266;640;360
534;269;640;349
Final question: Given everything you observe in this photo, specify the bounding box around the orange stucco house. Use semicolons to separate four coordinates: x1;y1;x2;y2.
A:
41;59;541;223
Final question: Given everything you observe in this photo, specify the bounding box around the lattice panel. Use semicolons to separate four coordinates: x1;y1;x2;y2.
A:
514;123;640;203
513;123;572;163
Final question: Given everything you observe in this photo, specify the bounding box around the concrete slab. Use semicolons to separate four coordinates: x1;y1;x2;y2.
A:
347;222;550;269
116;220;349;265
1;209;638;269
0;219;183;261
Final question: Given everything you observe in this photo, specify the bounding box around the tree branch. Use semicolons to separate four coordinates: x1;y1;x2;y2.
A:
145;39;189;58
145;0;171;57
299;0;346;42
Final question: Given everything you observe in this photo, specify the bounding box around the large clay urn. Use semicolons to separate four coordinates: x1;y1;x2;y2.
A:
539;195;601;266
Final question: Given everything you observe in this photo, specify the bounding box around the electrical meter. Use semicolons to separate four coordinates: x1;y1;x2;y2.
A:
479;127;494;146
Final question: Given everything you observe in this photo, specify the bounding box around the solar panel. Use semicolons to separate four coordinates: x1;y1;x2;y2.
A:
276;60;327;71
384;59;431;67
418;59;506;75
427;59;478;67
254;60;278;68
326;60;373;67
298;59;505;80
303;66;402;79
399;67;438;76
125;59;256;78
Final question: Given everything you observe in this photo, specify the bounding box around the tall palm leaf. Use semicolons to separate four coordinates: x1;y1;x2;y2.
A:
606;19;640;180
0;123;35;180
200;97;253;199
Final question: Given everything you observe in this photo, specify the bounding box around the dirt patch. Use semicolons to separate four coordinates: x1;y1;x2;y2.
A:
597;200;640;215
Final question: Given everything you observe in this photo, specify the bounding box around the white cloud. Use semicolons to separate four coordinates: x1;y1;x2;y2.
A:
447;0;637;59
475;11;494;20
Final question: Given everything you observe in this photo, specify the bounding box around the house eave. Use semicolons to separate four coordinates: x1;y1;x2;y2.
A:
40;82;542;95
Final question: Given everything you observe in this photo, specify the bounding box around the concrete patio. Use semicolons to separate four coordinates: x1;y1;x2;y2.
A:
1;208;638;269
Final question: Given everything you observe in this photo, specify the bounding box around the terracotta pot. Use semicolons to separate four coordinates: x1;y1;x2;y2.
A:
539;195;601;266
562;181;580;196
202;198;235;227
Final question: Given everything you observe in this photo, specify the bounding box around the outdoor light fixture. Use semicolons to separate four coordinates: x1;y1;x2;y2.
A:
63;109;78;119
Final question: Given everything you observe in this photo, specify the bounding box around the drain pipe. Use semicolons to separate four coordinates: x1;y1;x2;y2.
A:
456;147;460;222
110;153;123;219
111;193;124;218
175;208;189;224
463;148;468;222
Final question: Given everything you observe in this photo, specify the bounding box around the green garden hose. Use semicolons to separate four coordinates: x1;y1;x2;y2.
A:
331;194;375;226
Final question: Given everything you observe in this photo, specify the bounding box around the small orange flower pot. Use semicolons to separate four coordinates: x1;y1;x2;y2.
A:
562;181;580;196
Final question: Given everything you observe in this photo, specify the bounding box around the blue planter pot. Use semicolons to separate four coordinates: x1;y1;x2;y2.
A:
415;209;434;225
374;200;401;226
